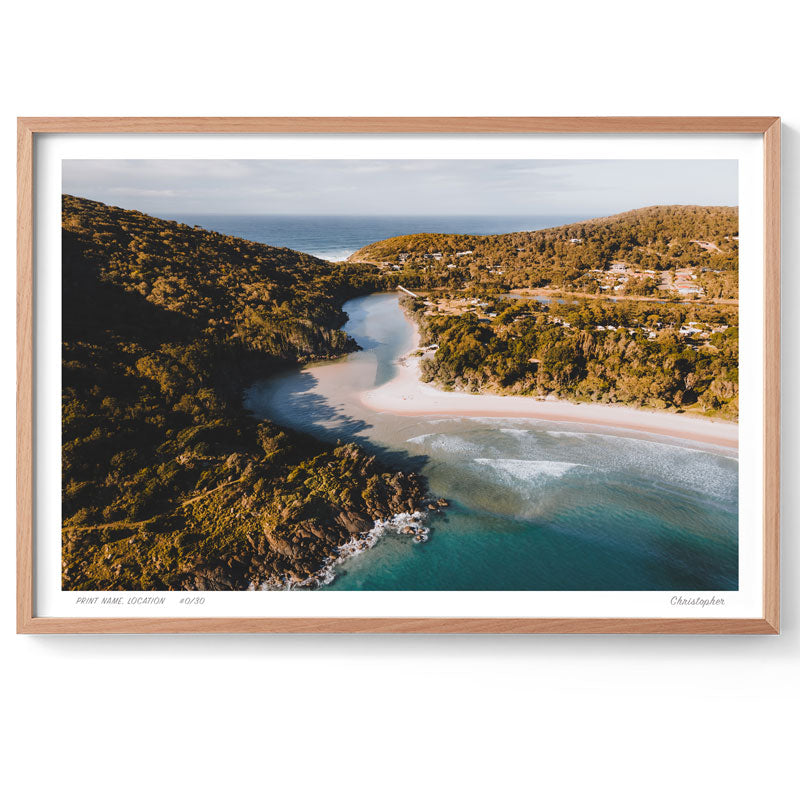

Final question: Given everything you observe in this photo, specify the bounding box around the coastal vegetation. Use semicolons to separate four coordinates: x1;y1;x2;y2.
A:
63;198;740;590
404;295;738;418
62;196;424;591
351;205;739;301
350;205;739;419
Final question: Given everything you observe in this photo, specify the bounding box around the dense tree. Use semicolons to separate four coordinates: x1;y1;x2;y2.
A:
62;196;424;591
352;206;739;299
408;296;738;418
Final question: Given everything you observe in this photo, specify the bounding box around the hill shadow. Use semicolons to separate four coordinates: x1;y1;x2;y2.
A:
245;369;430;475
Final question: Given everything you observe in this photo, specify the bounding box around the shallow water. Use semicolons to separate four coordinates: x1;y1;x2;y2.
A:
244;293;738;590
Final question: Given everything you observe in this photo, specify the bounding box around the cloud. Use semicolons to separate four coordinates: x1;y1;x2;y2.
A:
62;159;738;216
106;187;185;197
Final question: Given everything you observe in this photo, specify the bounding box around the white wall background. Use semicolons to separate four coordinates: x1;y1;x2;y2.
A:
2;2;796;797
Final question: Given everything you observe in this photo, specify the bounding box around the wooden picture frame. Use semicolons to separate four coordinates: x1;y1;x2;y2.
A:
17;116;780;634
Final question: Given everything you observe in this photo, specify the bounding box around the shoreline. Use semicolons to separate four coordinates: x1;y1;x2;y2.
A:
253;512;430;591
359;310;738;451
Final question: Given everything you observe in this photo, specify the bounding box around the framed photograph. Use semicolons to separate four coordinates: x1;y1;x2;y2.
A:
17;117;780;633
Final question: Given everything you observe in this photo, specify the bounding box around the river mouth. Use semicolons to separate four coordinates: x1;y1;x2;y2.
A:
244;293;738;591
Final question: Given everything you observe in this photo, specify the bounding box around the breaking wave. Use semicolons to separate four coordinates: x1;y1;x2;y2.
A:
474;458;592;483
251;511;430;591
406;433;436;444
405;433;484;457
542;427;737;459
307;247;357;262
500;428;532;438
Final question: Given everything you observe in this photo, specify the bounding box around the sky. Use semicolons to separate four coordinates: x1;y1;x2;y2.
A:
62;159;738;217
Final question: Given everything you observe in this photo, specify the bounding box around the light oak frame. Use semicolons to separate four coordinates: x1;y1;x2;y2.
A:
17;117;781;634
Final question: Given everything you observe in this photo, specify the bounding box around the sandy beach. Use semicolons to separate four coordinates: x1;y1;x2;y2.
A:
360;322;738;450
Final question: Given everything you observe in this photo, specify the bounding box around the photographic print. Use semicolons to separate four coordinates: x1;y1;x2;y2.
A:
61;157;741;594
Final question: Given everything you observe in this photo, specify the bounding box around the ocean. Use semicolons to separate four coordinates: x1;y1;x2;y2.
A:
244;293;739;591
168;213;585;262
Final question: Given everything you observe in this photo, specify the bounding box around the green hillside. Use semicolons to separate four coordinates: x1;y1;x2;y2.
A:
62;196;424;591
360;204;740;418
351;205;739;299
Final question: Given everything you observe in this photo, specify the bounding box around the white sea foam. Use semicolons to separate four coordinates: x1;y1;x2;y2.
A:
474;458;590;482
468;416;550;426
406;433;436;444
544;430;589;439
530;428;737;501
307;247;357;262
405;433;482;457
542;428;738;459
256;511;430;591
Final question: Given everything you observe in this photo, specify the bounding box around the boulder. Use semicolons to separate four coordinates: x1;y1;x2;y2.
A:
335;510;372;535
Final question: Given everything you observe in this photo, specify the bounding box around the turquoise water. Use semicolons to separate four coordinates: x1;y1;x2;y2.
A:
244;294;738;591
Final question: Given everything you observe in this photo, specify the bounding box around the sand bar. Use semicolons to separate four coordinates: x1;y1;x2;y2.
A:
360;334;738;451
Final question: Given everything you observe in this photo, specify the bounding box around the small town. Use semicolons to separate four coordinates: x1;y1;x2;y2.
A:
398;286;732;352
